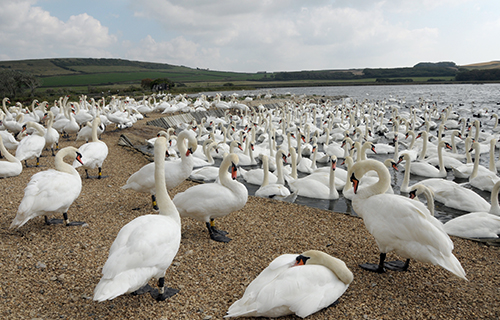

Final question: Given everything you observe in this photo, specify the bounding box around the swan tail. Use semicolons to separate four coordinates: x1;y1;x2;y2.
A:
438;254;467;281
93;268;157;302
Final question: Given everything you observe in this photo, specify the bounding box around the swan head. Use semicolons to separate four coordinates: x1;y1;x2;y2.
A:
294;250;353;285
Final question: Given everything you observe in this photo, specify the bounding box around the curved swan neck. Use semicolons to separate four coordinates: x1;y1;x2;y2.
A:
352;159;391;198
276;150;285;185
489;138;496;173
154;137;180;224
0;136;19;163
55;147;80;175
470;142;480;179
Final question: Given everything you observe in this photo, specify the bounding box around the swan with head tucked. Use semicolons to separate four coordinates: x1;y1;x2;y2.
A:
73;117;109;179
10;146;86;228
0;135;22;178
443;180;500;239
173;153;248;243
93;136;181;302
349;159;467;280
121;129;197;209
225;250;353;319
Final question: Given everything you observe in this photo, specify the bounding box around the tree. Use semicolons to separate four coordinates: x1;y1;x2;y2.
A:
0;70;40;98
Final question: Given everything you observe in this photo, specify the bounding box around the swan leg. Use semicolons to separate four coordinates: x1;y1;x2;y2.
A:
152;195;159;211
85;169;90;179
51;147;55;156
149;277;179;301
63;212;88;227
206;222;231;243
385;259;410;271
44;215;64;225
97;167;107;179
360;252;386;273
36;157;40;167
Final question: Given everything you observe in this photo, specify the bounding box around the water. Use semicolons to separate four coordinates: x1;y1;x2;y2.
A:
194;84;500;223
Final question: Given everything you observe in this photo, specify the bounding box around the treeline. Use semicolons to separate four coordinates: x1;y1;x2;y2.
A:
455;69;500;81
272;61;459;81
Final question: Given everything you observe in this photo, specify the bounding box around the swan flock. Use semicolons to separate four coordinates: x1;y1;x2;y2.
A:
4;91;497;317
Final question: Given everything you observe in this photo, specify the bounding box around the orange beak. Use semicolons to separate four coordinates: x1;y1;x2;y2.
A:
231;163;238;180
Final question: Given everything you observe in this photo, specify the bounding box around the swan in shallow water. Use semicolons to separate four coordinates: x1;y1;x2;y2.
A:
226;250;353;318
444;180;500;239
93;136;181;302
349;159;467;280
173;153;248;242
10;146;86;228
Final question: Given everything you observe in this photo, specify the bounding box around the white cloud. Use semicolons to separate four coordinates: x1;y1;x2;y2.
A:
0;0;117;60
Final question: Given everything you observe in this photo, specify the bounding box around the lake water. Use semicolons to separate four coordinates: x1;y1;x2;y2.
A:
196;84;500;223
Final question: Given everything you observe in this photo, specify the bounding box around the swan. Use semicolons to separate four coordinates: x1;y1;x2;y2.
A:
469;141;500;192
42;111;60;156
173;153;248;242
93;136;181;302
408;184;435;216
289;156;339;200
122;130;197;209
192;140;217;168
73;117;109;179
401;140;448;178
10;146;86;228
443;180;500;239
349;159;467;280
225;250;353;318
0;129;19;151
254;154;292;200
15;122;46;167
0;135;22;178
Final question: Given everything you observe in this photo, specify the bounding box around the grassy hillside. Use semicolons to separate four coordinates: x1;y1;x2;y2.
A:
460;61;500;70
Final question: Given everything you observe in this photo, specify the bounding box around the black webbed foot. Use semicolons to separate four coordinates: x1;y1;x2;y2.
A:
149;287;179;301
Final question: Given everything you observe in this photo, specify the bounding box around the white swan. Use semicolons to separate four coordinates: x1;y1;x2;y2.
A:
349;159;467;280
289;155;339;200
122;130;197;209
469;141;500;192
173;153;248;242
10;146;85;228
15;122;46;167
444;180;500;239
226;250;353;318
254;154;292;200
43;111;60;156
0;135;22;178
93;136;181;302
402;140;448;178
73;117;109;179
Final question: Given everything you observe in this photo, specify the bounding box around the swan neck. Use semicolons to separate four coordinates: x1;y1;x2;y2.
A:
155;138;180;224
490;182;500;215
55;148;79;175
261;156;269;187
0;137;19;163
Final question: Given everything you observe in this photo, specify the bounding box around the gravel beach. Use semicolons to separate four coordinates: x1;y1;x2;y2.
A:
1;100;499;320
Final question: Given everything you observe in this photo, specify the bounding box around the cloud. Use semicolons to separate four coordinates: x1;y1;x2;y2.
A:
0;0;117;60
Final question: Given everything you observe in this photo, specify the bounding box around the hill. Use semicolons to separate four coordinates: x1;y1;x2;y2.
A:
460;61;500;70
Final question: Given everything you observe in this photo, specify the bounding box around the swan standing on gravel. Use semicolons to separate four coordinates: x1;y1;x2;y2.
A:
349;159;467;280
226;250;353;318
444;180;500;239
10;147;86;228
15;122;46;167
122;130;197;209
173;153;248;243
43;111;60;156
0;135;22;178
73;117;109;179
93;137;181;302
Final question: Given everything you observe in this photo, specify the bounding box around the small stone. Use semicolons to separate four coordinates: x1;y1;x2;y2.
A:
57;274;66;281
36;262;47;269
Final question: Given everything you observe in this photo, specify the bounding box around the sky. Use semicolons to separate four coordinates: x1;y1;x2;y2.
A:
0;0;499;73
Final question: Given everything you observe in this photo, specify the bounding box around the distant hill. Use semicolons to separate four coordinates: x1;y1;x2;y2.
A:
460;61;500;70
